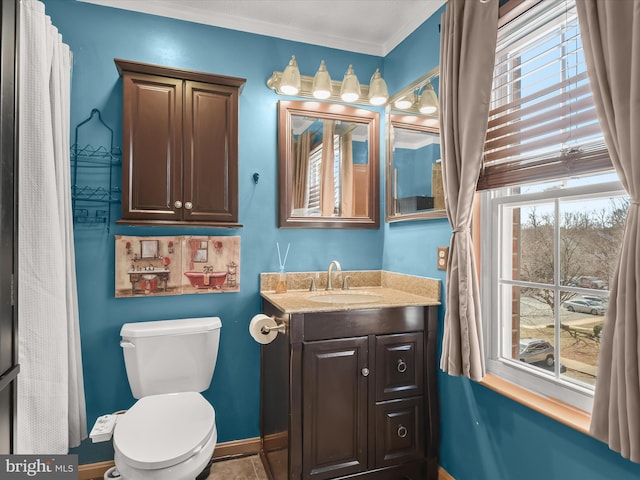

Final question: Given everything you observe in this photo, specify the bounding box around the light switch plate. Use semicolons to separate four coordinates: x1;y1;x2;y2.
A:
437;246;449;271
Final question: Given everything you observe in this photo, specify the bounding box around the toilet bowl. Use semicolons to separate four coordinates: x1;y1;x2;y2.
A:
113;317;223;480
112;392;216;480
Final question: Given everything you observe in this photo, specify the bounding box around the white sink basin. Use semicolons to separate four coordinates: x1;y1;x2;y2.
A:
308;291;383;304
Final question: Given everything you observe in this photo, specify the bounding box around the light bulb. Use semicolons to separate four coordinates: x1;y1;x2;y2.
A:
368;68;388;106
280;55;300;95
419;83;439;115
340;65;361;102
394;96;413;110
312;60;332;99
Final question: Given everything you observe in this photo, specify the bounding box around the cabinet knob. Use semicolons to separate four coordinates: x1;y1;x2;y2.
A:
174;200;183;209
184;201;193;210
361;367;370;377
397;425;408;438
397;359;407;373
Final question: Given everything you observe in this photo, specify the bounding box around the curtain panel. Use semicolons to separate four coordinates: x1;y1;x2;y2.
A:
292;131;311;210
576;0;640;463
17;0;86;453
439;0;499;380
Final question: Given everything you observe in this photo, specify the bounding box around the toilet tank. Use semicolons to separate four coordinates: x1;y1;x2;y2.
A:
120;317;222;399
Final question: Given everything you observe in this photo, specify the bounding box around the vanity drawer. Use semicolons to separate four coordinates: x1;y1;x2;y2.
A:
375;332;424;401
375;397;424;468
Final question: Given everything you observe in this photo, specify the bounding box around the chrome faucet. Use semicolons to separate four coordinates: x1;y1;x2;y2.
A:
326;260;342;291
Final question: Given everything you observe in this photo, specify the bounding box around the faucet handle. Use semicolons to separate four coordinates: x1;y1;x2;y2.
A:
342;275;352;290
306;277;317;292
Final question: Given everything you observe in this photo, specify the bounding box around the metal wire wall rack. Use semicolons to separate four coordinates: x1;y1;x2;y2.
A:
71;108;121;228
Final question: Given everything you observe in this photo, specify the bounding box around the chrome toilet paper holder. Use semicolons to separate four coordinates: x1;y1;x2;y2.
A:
260;318;286;335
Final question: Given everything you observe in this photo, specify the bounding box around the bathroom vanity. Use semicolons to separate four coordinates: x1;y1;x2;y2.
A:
259;271;440;480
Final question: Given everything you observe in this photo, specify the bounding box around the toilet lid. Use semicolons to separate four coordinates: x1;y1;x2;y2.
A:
114;392;215;470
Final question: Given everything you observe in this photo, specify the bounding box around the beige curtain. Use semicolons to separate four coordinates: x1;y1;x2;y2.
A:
320;120;335;216
292;131;311;210
576;0;640;463
439;0;499;380
340;131;354;217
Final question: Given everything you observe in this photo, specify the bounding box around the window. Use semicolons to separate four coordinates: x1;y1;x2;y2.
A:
306;134;341;215
482;176;627;411
480;0;628;411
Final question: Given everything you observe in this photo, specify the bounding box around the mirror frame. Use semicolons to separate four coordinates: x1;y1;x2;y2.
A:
278;100;380;229
385;67;446;222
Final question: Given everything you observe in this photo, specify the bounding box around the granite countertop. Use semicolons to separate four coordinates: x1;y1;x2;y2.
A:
260;270;440;314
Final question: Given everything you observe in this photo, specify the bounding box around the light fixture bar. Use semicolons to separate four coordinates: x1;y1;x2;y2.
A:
387;65;440;118
267;70;374;106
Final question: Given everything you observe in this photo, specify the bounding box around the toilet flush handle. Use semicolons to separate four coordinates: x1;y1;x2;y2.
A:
120;341;135;349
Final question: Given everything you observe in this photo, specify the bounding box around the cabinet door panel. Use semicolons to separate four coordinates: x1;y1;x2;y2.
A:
375;397;424;468
302;337;368;480
183;81;238;222
122;73;183;220
375;333;424;401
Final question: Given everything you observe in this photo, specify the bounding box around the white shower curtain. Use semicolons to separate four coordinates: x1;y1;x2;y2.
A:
17;0;87;453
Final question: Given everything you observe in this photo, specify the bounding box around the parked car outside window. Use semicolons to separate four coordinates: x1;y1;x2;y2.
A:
564;299;606;315
580;295;608;306
519;339;555;367
569;276;607;289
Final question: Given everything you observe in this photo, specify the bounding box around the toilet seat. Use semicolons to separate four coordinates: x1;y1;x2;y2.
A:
114;392;215;470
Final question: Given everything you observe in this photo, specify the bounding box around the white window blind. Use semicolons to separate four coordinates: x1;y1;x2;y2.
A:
307;146;322;211
306;135;341;214
478;0;612;190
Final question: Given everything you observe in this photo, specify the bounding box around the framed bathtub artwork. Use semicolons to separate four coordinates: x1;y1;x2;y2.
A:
114;235;241;298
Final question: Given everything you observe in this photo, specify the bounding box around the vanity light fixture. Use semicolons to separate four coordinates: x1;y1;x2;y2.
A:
394;95;414;110
388;67;440;118
418;83;439;115
312;60;332;99
368;68;389;106
279;56;301;95
340;64;361;102
267;57;388;106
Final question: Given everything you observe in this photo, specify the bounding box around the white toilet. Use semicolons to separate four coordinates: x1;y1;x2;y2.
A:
110;317;222;480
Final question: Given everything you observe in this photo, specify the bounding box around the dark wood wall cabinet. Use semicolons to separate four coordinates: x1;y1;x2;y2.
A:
115;59;246;227
260;302;439;480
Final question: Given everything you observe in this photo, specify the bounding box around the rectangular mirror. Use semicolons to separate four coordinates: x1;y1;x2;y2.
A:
386;68;446;222
278;100;379;228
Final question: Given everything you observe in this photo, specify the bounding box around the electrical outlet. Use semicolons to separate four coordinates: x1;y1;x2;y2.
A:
437;246;449;271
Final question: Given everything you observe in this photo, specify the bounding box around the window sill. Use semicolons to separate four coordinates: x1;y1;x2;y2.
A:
480;373;591;435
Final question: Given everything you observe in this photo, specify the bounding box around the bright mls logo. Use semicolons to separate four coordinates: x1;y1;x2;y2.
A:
0;455;77;479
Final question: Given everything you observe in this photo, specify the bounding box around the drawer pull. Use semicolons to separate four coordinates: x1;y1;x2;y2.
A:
397;359;407;373
184;201;193;210
174;200;183;209
361;367;370;377
397;425;408;438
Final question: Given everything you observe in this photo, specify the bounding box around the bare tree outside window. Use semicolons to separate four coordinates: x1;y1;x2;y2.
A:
508;196;628;385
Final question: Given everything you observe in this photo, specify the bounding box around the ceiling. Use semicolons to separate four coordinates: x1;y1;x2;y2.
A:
78;0;446;56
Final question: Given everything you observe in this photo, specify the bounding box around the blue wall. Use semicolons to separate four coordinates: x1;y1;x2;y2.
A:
42;1;640;478
43;0;384;464
394;144;440;198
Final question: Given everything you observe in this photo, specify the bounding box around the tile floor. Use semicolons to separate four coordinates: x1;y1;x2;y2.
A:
207;455;268;480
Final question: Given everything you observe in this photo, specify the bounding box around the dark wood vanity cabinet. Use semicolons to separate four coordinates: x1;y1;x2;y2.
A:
260;303;439;480
303;337;369;479
115;59;246;226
